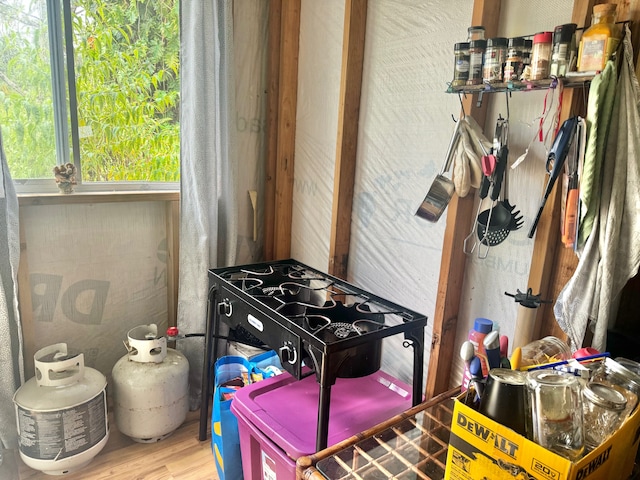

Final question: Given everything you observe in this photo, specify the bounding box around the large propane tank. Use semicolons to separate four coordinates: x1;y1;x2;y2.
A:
111;324;189;443
13;343;108;476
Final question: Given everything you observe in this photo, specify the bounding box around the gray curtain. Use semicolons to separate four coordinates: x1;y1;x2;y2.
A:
0;127;24;449
177;1;238;409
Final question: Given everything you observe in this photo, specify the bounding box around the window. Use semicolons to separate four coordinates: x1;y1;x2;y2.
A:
0;0;180;190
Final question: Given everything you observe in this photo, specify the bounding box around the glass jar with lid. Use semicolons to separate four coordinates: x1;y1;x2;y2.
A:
467;39;486;85
452;42;470;87
483;37;508;83
578;3;622;72
503;37;525;82
550;23;577;77
582;381;627;452
591;358;640;398
467;26;485;42
530;31;553;80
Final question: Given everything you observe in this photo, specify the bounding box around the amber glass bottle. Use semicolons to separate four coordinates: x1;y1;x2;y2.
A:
578;3;621;72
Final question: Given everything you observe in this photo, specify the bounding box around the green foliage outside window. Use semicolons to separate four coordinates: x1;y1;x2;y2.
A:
0;0;180;182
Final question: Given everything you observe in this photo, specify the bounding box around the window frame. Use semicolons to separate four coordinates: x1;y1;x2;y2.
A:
10;0;180;194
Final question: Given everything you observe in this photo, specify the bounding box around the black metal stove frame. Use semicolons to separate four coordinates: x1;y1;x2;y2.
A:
198;259;427;451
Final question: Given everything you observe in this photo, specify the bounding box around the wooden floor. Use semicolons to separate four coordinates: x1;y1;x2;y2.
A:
3;409;221;480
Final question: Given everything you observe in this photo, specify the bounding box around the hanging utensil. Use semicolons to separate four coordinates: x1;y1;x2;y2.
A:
475;116;511;258
415;120;463;222
528;116;579;238
498;143;523;232
561;117;585;249
463;171;491;255
476;145;511;258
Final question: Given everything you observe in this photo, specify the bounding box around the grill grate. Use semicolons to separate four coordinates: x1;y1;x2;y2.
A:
312;396;455;479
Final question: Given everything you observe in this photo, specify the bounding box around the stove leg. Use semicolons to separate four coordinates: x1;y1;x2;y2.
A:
199;286;219;441
408;326;425;406
316;382;331;452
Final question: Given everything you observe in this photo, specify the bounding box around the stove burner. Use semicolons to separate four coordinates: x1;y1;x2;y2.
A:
326;322;363;338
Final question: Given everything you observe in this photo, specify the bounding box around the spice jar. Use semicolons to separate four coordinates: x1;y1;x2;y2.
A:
550;23;577;77
503;37;525;82
582;382;627;452
452;42;470;87
578;3;622;72
522;39;533;67
467;26;485;42
467;39;486;85
483;37;508;83
530;31;552;80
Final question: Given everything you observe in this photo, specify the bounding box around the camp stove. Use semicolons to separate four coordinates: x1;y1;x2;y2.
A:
198;259;427;451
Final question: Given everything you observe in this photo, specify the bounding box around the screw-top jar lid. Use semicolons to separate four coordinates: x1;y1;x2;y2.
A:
469;39;487;49
455;42;470;51
553;23;578;43
487;37;508;48
508;36;525;48
533;31;553;44
467;26;486;41
524;39;533;49
474;318;493;334
583;382;627;411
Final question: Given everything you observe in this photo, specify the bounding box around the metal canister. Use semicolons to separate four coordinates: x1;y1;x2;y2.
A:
483;37;508;83
112;324;189;443
13;344;108;476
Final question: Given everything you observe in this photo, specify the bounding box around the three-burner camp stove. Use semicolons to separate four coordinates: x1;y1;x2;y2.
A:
198;259;427;451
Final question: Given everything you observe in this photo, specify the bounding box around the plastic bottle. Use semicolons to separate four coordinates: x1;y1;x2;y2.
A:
530;31;553;80
578;3;621;72
468;318;493;376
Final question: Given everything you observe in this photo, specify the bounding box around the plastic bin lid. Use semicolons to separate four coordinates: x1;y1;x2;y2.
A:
231;369;414;459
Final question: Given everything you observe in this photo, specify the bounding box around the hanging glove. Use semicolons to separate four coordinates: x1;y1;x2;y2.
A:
453;117;490;197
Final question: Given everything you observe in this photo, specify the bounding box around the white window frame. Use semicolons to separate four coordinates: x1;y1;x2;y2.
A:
12;0;179;194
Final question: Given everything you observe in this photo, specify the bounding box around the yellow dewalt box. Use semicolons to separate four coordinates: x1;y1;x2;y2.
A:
445;391;640;480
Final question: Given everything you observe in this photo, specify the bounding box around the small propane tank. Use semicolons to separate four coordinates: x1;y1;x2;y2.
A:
112;324;189;443
13;343;108;476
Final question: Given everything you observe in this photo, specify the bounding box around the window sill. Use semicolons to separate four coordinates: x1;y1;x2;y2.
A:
18;190;180;206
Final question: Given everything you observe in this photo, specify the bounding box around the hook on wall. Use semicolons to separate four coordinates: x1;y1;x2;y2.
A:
451;92;468;122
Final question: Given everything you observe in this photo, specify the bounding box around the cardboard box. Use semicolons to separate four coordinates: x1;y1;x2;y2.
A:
445;390;640;480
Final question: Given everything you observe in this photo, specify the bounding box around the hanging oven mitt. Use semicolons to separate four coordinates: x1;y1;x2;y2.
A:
453;116;490;197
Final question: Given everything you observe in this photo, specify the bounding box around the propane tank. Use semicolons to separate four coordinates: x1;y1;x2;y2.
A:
13;343;108;476
111;324;189;443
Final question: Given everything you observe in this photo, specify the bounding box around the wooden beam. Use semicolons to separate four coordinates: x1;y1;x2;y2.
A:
273;0;301;260
263;0;282;261
328;0;368;280
425;0;502;399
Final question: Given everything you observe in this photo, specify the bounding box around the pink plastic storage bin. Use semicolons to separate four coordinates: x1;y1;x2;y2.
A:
231;369;414;480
